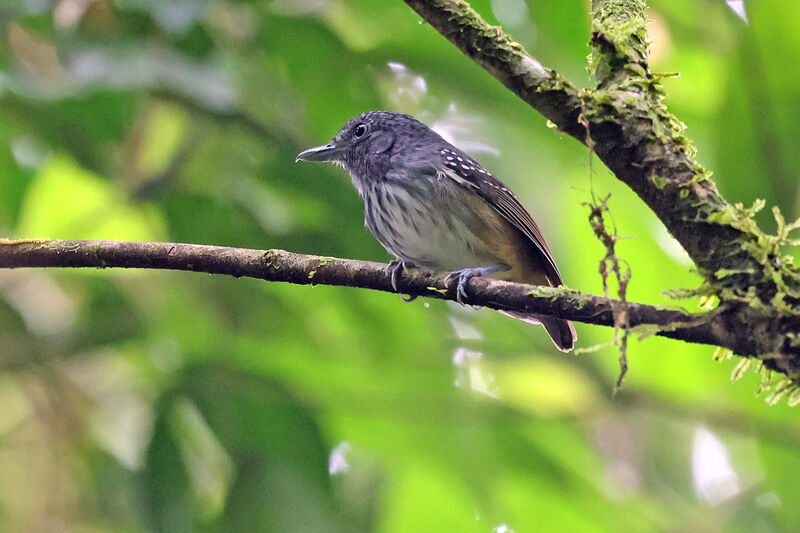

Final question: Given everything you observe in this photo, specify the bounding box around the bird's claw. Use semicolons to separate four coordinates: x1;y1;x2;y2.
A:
388;260;417;302
388;260;403;292
445;264;510;306
445;269;472;305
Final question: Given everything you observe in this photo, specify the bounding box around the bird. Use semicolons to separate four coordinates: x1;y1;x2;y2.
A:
295;111;576;352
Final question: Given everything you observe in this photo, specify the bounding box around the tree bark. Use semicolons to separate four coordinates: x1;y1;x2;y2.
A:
0;238;735;348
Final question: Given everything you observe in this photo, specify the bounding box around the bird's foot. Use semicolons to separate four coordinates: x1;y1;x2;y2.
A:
445;264;509;305
388;259;417;302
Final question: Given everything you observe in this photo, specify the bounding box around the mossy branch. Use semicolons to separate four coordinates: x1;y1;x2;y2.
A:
402;0;800;388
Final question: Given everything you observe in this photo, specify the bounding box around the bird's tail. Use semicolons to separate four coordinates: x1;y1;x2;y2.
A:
499;311;576;353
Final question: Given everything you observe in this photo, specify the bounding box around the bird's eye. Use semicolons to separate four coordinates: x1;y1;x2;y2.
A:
354;124;367;138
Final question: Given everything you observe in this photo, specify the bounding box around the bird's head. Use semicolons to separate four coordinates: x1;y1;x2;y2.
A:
295;111;434;177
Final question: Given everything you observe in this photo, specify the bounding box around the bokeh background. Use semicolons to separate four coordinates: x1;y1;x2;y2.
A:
0;0;799;531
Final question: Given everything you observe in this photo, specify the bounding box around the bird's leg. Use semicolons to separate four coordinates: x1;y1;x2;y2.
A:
445;264;510;305
387;259;417;302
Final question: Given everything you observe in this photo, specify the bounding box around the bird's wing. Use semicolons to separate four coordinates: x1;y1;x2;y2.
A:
435;146;565;286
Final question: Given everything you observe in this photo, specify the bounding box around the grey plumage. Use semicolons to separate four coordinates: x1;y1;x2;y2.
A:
296;111;576;352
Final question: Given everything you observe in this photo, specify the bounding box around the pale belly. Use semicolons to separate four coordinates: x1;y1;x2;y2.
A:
362;181;509;271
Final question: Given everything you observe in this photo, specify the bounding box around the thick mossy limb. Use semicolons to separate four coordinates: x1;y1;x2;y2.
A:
590;0;649;85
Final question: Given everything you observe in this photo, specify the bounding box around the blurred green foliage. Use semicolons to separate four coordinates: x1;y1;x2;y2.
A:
0;0;799;531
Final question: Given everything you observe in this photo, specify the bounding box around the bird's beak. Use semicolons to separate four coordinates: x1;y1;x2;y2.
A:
295;142;343;163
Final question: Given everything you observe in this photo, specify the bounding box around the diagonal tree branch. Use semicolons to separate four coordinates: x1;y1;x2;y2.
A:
402;0;800;382
402;0;586;141
0;238;751;352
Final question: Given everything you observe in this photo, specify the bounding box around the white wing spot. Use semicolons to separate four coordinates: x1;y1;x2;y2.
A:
457;157;463;162
461;164;469;170
446;156;453;160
